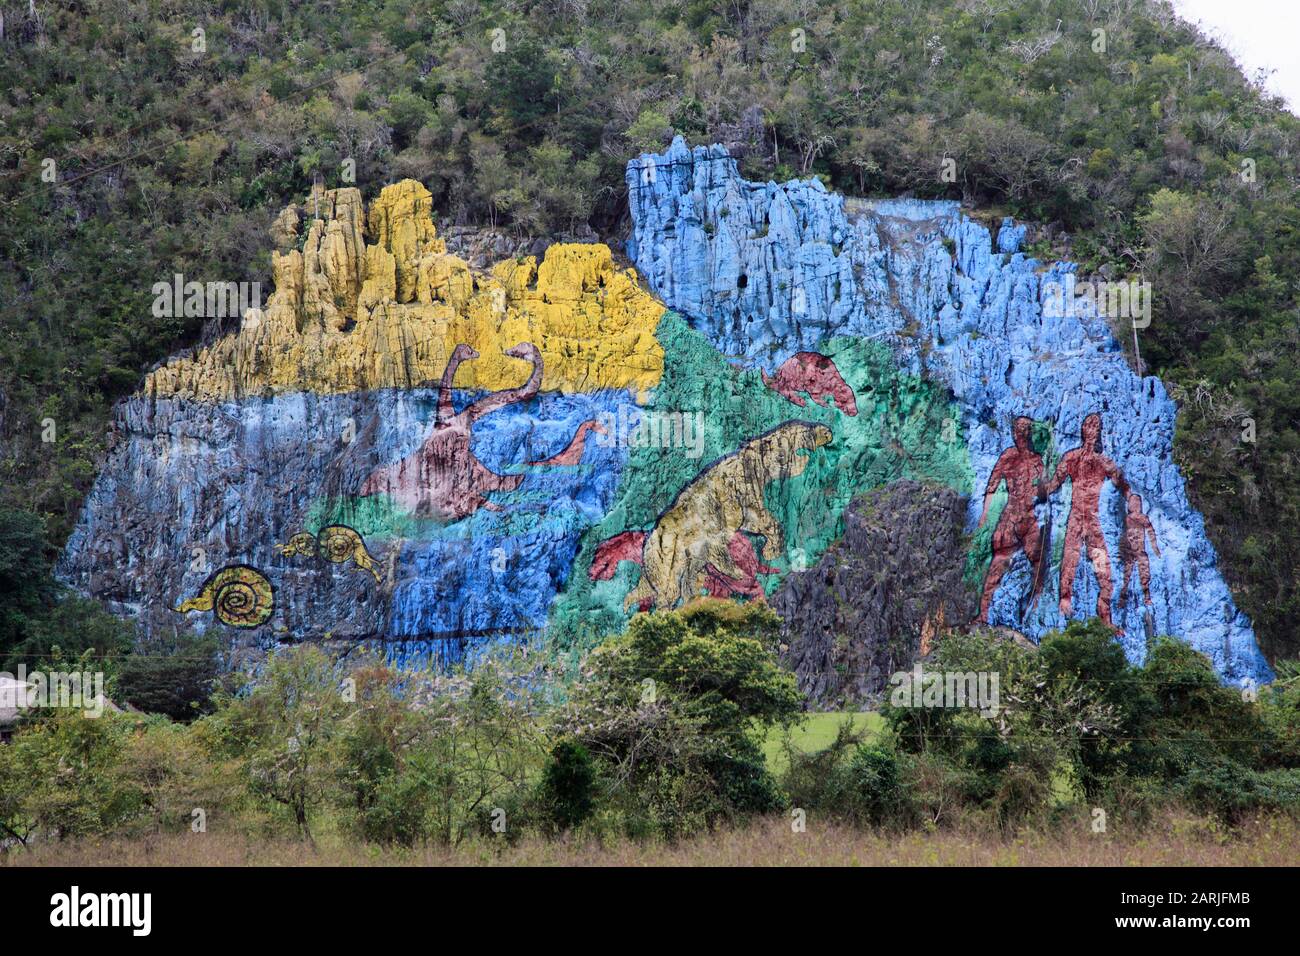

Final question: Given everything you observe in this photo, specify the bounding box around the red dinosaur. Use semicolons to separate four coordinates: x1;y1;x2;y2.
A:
359;342;544;521
589;529;776;605
528;419;607;466
590;530;651;610
590;530;647;577
702;531;779;599
761;352;858;416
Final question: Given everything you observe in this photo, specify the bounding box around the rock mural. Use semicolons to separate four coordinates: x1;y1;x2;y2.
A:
761;352;858;416
60;180;667;667
977;415;1048;623
625;137;1271;686
175;565;275;630
357;341;548;521
58;141;1273;687
543;320;970;656
599;421;834;613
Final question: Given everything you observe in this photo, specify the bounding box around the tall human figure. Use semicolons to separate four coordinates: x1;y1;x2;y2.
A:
977;416;1046;621
1041;413;1128;628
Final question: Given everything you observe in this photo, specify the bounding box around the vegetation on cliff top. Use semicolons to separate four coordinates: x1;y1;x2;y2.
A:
1;0;1297;659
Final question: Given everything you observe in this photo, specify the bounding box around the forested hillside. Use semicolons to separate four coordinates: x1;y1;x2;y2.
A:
1;0;1297;660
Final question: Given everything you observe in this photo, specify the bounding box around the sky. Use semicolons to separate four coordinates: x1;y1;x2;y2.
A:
1172;0;1300;112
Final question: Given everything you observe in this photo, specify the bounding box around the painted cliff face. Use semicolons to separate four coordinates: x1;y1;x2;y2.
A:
624;137;1271;685
594;420;835;613
58;182;668;666
357;342;548;521
60;151;1272;686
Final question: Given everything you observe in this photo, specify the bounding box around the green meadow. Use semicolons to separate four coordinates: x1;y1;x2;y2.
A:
763;712;885;774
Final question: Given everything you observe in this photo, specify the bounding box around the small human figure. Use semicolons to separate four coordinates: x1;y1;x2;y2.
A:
1119;492;1161;607
977;416;1045;621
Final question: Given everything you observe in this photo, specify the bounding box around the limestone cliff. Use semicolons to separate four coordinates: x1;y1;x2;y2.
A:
60;181;665;662
625;137;1271;686
773;481;975;708
59;153;1272;687
145;181;665;400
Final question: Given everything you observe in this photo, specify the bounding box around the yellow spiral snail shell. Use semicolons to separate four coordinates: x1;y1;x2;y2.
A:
276;532;318;558
276;525;381;582
175;564;275;628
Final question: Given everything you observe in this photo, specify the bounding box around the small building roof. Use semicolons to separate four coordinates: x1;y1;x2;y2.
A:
0;676;34;729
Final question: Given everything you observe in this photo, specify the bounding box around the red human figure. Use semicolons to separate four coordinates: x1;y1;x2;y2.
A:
977;416;1045;621
1041;413;1129;628
1119;492;1161;607
360;343;543;520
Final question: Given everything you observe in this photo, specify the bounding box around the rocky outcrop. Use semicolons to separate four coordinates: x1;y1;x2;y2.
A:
145;181;665;401
626;137;1271;685
773;482;975;709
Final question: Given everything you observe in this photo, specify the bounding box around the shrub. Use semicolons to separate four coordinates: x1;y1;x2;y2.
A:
0;711;142;843
843;746;905;827
117;631;222;721
1177;761;1300;825
1133;636;1270;778
540;740;596;831
561;599;799;837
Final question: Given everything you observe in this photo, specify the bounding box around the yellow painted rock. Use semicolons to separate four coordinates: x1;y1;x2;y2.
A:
145;181;665;400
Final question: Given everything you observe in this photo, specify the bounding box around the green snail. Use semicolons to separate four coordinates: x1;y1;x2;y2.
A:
175;565;275;628
277;525;381;582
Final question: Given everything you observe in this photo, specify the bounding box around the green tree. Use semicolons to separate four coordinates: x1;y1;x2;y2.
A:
334;653;549;847
1037;619;1154;799
0;710;142;842
540;739;596;830
204;646;351;841
561;599;798;835
117;630;221;721
0;508;56;657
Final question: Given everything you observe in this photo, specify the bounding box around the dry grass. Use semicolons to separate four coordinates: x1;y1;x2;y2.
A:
5;812;1297;867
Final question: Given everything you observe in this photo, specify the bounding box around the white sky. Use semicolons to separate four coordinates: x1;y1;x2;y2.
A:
1172;0;1300;112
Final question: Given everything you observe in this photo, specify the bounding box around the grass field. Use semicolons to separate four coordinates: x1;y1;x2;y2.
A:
762;712;884;773
7;813;1296;867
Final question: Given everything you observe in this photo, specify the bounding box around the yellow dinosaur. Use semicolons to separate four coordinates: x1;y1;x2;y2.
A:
624;421;833;611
